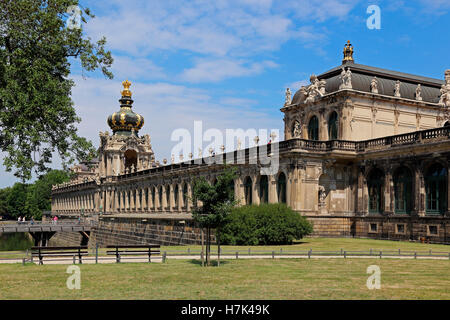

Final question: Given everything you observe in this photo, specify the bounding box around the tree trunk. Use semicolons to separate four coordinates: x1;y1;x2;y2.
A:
217;228;220;267
201;228;204;267
206;227;211;266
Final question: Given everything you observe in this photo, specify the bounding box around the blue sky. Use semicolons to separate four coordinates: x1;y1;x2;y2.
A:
1;0;450;187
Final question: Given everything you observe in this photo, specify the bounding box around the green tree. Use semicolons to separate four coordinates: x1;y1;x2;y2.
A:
0;187;11;217
0;0;112;181
6;182;29;219
191;167;237;266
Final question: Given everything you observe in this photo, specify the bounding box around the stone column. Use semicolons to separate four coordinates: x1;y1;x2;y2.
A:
141;188;146;211
357;167;367;215
178;185;182;212
415;166;425;217
268;175;277;203
105;189;110;212
252;175;260;205
383;169;392;215
136;188;141;212
169;185;175;212
147;187;153;211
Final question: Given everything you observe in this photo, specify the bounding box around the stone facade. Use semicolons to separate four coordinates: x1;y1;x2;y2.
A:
51;43;450;246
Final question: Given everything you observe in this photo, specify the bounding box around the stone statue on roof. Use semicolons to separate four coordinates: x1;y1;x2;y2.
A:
438;70;450;108
339;67;352;90
415;84;423;101
371;77;378;94
394;80;401;97
284;88;292;105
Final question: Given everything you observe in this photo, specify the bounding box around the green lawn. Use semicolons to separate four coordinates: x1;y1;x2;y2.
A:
0;258;449;299
158;237;450;254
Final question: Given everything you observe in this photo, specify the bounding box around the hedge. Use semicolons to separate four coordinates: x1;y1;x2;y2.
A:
219;203;313;245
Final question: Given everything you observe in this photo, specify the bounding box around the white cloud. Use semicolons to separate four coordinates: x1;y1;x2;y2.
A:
110;55;166;81
180;59;278;83
84;0;344;58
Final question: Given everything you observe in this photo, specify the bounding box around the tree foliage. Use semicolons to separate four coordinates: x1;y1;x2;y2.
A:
0;0;112;180
220;203;313;245
0;169;70;219
191;166;237;266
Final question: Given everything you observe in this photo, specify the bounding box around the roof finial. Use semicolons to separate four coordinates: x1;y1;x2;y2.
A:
342;40;354;64
121;79;132;97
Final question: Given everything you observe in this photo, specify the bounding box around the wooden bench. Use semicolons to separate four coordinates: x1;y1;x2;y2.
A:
31;246;89;265
106;245;161;263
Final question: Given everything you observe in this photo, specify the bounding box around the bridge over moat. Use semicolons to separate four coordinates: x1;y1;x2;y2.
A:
0;222;94;246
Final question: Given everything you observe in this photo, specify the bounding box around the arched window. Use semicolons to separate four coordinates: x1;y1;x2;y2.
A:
139;189;142;208
444;121;450;127
394;167;413;214
244;177;252;205
166;185;170;208
145;188;149;208
174;185;179;208
368;168;384;213
425;163;447;214
259;176;269;203
308;116;319;140
152;187;156;210
277;172;287;203
328;111;338;140
183;184;188;208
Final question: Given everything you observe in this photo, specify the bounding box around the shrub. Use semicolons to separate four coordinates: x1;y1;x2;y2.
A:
219;203;313;245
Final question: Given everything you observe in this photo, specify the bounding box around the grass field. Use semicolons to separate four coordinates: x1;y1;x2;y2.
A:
0;258;449;300
0;237;449;300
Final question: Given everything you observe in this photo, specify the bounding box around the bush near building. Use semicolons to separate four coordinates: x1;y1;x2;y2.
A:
219;203;313;245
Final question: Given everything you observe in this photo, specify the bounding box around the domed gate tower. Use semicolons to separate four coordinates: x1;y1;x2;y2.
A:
98;80;155;177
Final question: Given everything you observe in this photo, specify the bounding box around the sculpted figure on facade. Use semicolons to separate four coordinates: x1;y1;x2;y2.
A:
284;88;292;106
394;80;401;97
318;185;326;206
304;74;326;103
438;70;450;108
370;77;378;94
339;67;352;90
415;84;423;101
292;120;302;138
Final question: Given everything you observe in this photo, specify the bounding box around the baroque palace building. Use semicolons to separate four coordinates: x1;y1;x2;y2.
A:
50;42;450;246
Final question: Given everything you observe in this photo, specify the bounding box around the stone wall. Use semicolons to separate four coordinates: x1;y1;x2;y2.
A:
90;215;216;248
305;216;353;237
48;231;85;247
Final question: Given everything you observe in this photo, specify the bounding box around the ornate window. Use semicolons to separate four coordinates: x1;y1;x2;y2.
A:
174;185;179;208
328;111;338;140
277;172;287;203
394;167;413;214
368;168;384;214
152;187;156;209
166;185;170;208
425;163;447;214
145;188;149;208
308;116;319;140
259;175;269;203
244;177;252;205
183;184;188;208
